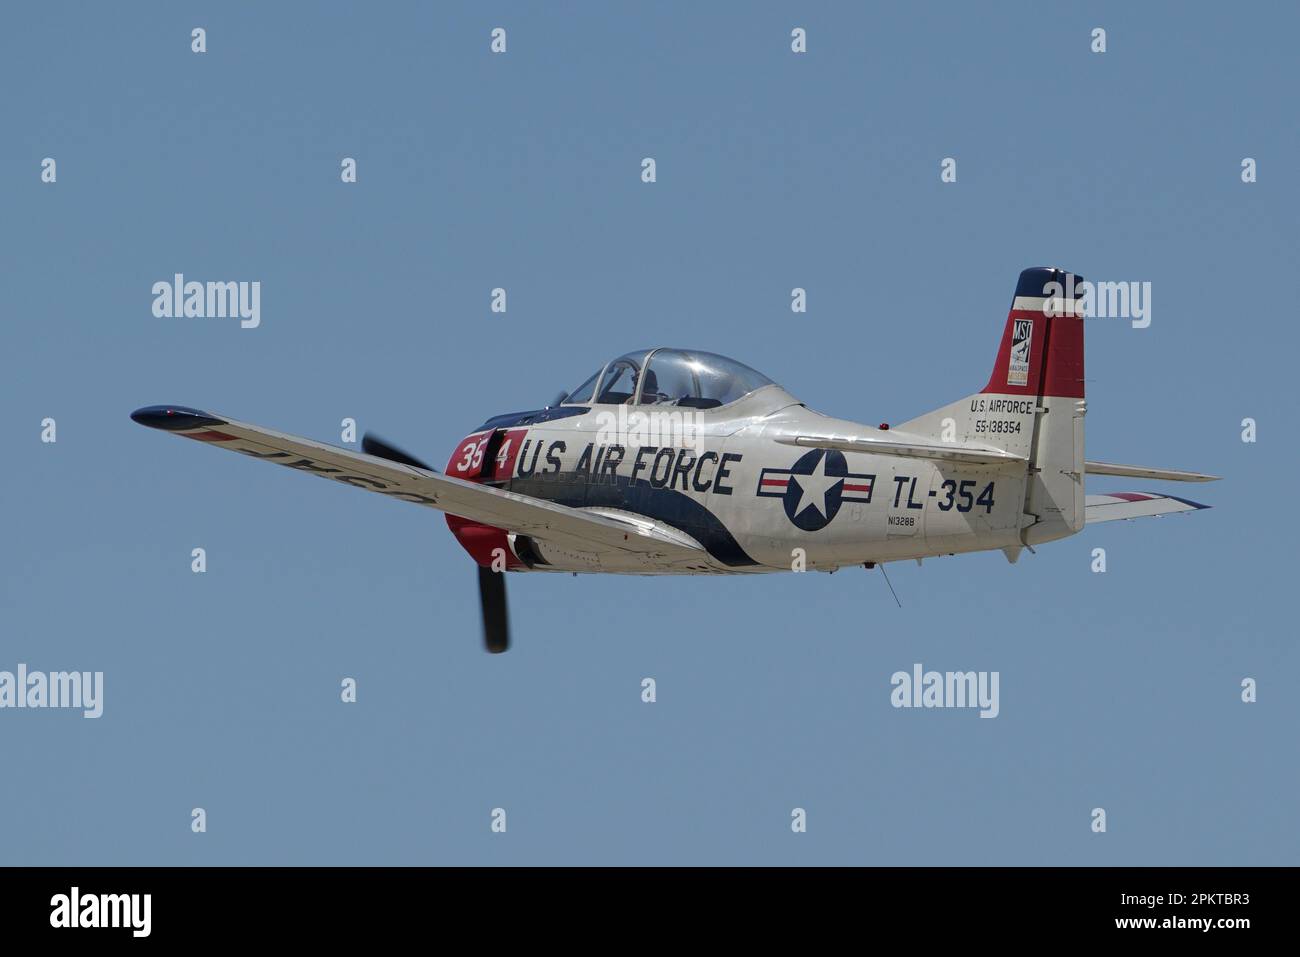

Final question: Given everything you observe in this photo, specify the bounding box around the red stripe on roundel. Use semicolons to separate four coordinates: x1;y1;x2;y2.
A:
761;478;789;488
843;483;872;492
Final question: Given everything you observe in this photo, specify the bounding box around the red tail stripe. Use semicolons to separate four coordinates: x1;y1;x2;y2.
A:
982;309;1084;399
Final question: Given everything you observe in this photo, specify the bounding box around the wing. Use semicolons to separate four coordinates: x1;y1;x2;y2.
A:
1085;492;1211;524
1085;460;1219;483
776;433;1026;466
130;405;708;565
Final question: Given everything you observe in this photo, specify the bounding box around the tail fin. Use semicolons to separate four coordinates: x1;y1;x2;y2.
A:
898;266;1087;544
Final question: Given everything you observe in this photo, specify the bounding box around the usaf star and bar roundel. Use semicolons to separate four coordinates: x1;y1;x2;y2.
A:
756;448;875;531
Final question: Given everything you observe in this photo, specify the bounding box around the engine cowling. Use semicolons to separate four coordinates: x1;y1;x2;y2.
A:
444;428;529;569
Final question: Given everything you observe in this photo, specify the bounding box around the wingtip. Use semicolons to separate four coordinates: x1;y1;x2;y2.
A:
130;405;225;431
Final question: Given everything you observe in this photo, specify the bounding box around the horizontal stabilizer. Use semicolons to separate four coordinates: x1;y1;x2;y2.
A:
1086;460;1219;483
1085;492;1210;524
779;433;1026;466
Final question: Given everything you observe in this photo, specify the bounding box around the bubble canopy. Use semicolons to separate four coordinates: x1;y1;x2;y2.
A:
561;349;777;409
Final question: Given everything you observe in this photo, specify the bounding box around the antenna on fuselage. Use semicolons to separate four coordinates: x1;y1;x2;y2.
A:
866;561;902;608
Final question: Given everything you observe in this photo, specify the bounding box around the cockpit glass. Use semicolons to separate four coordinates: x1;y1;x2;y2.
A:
642;349;774;408
595;360;638;404
640;350;697;406
563;370;600;404
567;349;776;407
689;351;773;406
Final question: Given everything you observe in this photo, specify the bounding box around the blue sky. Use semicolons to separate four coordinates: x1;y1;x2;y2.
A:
2;2;1297;864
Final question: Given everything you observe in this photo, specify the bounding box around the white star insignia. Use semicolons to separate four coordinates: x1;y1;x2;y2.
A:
790;454;844;518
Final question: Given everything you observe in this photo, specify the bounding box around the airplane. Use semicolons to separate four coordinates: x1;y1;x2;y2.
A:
131;266;1217;653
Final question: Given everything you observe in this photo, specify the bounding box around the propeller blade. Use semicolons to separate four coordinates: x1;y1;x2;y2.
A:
361;433;435;472
478;566;510;653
